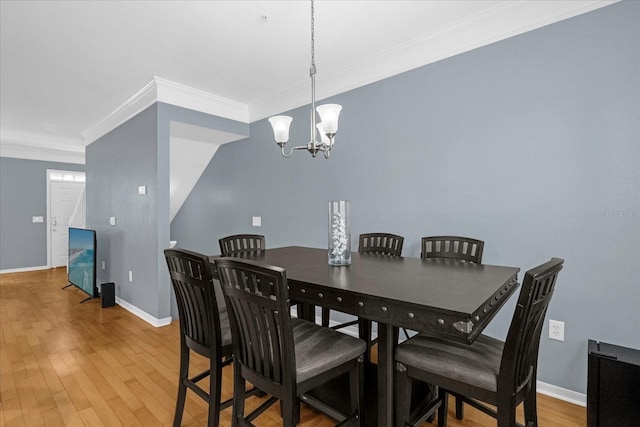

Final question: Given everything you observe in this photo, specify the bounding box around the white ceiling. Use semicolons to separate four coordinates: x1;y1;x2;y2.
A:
1;0;617;162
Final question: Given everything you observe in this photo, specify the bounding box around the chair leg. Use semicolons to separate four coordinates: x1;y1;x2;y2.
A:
322;307;330;327
496;395;517;427
425;385;437;424
349;355;364;427
207;360;223;427
395;363;412;427
173;346;189;427
294;400;301;425
437;390;448;427
231;364;245;427
279;398;300;423
358;319;372;363
455;396;464;419
281;397;299;427
523;380;538;426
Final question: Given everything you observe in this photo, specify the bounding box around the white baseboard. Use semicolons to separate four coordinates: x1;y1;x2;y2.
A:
0;265;50;274
115;296;172;328
537;381;586;407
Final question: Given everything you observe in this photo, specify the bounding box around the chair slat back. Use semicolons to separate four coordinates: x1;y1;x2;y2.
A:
164;249;222;356
501;258;564;396
359;233;404;256
215;258;294;388
219;234;265;256
421;235;484;263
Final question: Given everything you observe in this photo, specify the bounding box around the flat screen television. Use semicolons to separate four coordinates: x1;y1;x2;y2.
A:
67;227;98;302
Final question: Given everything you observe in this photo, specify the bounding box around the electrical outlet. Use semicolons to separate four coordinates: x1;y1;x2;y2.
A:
101;261;106;270
549;320;564;341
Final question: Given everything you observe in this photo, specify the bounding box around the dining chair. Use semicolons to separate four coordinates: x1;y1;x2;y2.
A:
215;257;366;427
219;234;308;332
218;234;265;256
322;232;404;327
321;233;404;360
164;248;260;427
394;257;564;427
421;235;484;263
359;233;404;256
421;235;485;418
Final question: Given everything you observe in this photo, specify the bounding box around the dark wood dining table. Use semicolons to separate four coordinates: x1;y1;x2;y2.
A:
209;246;520;427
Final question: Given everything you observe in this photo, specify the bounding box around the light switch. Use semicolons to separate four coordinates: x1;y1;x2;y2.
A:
252;216;262;227
32;216;44;223
138;185;146;195
109;216;116;226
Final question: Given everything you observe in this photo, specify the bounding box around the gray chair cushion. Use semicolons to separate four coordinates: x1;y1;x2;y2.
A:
292;318;366;383
395;334;504;393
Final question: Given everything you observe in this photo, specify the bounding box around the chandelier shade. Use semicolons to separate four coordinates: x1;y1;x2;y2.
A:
268;116;293;144
316;104;342;135
316;123;330;145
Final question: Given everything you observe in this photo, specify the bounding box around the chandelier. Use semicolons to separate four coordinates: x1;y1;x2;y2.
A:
268;0;342;159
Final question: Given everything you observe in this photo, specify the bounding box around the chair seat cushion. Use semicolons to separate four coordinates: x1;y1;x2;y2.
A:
395;334;504;393
292;318;366;383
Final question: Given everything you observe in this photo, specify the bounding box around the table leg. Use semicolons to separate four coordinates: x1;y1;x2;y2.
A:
377;323;395;427
358;318;372;363
297;302;316;322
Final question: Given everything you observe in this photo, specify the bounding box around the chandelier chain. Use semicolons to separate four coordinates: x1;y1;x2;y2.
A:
310;0;315;75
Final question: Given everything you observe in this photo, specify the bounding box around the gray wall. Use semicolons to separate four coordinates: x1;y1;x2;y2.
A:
85;102;249;320
86;104;165;317
158;103;250;319
171;1;639;395
0;157;84;270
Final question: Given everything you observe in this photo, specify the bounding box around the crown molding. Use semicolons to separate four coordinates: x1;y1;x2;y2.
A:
83;76;250;145
0;141;85;164
249;0;618;121
155;77;250;123
82;79;158;145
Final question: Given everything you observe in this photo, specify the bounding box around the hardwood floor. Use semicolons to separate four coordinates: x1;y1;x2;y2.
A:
0;268;586;426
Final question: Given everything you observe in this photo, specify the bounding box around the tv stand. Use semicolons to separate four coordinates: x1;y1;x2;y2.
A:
62;282;97;303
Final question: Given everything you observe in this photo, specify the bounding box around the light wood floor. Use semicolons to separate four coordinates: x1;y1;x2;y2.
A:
0;268;586;426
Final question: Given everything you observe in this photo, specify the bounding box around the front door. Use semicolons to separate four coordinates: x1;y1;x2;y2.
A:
49;176;84;267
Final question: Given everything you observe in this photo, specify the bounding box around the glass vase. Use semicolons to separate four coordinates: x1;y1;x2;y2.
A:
328;200;351;266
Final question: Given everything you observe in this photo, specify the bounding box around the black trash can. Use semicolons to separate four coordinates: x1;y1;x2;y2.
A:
101;282;115;308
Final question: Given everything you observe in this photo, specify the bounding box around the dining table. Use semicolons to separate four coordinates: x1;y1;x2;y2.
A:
209;246;520;427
